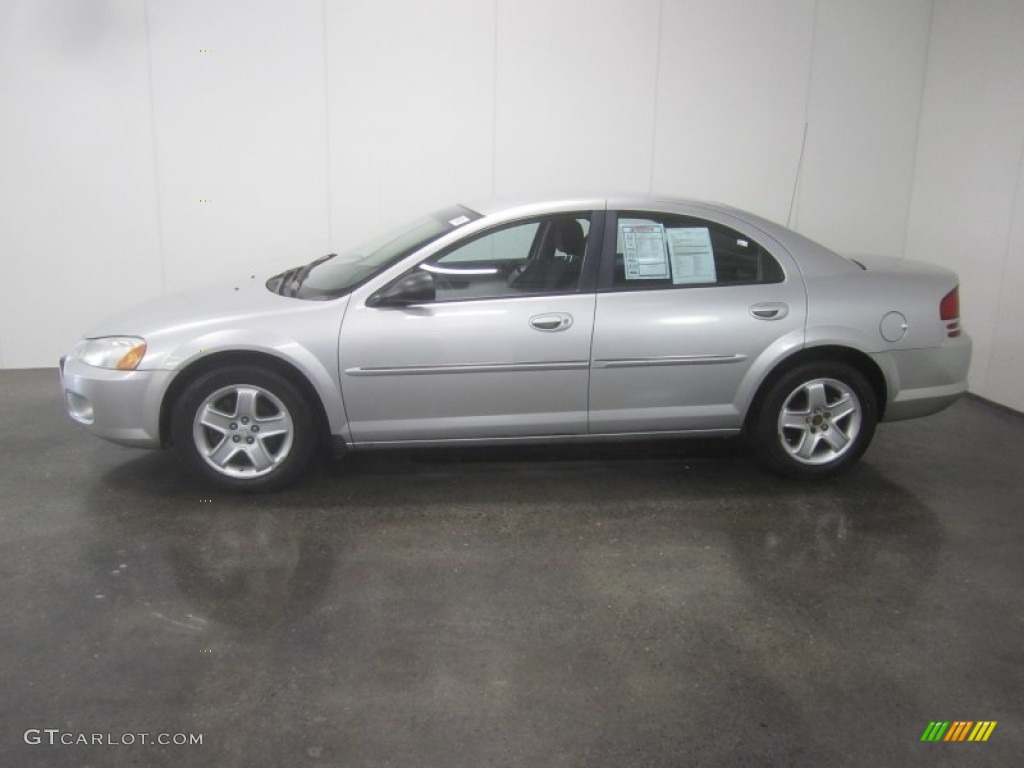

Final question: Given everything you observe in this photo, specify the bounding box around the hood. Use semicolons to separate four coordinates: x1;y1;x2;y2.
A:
84;278;304;339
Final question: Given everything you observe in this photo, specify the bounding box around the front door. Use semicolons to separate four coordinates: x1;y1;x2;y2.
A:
339;213;599;444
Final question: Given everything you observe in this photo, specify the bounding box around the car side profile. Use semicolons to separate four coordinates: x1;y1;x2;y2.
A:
60;196;972;491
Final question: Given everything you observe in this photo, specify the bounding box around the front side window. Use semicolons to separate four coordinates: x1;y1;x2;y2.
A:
604;212;784;290
421;214;592;302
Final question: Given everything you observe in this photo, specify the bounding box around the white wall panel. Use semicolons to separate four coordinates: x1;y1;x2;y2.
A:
905;0;1024;401
2;0;1023;413
651;0;816;224
326;0;495;249
0;0;162;366
147;0;330;293
987;146;1024;412
494;0;661;197
794;0;931;257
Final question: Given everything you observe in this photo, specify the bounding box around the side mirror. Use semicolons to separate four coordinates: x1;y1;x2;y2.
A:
367;269;435;307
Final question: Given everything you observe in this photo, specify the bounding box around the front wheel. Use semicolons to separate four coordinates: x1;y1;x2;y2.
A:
170;365;318;492
747;362;877;479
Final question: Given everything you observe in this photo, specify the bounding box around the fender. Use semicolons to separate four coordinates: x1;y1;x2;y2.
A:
161;328;350;441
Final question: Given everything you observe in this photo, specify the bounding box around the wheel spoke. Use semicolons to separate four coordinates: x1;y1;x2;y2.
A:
822;426;851;452
255;411;292;438
198;407;233;434
208;436;241;468
795;430;821;460
234;388;260;420
830;396;857;422
245;440;274;472
780;411;809;430
805;381;828;411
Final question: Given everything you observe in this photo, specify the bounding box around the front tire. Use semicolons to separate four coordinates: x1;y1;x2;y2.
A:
171;365;317;492
748;361;877;479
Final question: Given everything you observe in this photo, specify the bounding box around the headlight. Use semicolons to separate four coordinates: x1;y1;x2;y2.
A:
69;336;147;370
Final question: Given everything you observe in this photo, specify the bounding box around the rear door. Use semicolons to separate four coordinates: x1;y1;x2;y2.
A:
589;208;806;433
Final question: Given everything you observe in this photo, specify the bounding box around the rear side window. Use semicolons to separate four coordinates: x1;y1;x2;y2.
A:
604;212;784;290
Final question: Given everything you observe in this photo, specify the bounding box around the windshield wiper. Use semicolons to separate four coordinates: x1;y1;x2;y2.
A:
280;253;336;296
274;267;300;295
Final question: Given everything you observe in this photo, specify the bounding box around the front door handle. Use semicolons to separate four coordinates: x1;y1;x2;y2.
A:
749;302;789;320
530;313;573;332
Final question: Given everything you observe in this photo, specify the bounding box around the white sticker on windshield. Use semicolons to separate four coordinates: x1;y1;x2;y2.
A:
666;227;716;284
621;223;669;280
448;215;470;227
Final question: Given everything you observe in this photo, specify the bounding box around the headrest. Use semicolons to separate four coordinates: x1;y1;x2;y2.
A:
553;219;585;258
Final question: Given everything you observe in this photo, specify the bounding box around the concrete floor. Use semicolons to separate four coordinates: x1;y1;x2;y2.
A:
0;368;1021;767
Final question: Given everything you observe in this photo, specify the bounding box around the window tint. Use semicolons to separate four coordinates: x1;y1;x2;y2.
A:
421;215;591;301
607;212;783;290
442;222;540;264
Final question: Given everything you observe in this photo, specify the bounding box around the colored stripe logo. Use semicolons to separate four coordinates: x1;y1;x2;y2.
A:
920;721;997;742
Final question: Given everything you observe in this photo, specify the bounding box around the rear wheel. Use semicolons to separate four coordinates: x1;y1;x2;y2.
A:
748;361;877;479
171;365;317;491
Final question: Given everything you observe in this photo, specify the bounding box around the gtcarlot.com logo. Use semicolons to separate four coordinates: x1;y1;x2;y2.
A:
24;729;203;747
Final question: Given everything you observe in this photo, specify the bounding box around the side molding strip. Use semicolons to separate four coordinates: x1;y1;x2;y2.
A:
592;354;747;369
345;360;590;377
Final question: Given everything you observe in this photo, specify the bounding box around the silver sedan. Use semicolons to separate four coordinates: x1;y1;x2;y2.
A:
61;196;971;491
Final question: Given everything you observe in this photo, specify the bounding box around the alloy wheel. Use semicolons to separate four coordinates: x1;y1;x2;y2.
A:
776;377;862;466
192;384;295;478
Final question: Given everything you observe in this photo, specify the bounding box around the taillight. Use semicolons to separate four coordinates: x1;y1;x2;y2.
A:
940;286;961;337
940;286;959;320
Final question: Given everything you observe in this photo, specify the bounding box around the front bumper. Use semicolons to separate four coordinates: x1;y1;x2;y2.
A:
59;357;172;448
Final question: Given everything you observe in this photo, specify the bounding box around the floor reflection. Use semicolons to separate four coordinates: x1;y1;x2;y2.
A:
70;443;946;765
170;508;335;631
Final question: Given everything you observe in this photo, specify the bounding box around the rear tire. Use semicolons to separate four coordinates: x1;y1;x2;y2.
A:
747;361;877;479
170;365;317;492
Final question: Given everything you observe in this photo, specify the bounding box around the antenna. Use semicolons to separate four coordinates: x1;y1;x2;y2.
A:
788;121;809;229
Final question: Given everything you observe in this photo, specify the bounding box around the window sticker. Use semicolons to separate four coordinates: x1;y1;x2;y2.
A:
666;227;716;284
448;215;470;227
621;222;669;280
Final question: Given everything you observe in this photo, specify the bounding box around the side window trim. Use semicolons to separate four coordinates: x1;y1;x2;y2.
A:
576;208;605;293
597;210;620;291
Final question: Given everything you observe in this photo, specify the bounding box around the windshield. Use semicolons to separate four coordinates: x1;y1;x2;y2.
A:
269;205;478;300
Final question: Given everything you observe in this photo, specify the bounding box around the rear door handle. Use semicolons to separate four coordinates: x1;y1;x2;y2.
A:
749;302;789;320
530;313;573;332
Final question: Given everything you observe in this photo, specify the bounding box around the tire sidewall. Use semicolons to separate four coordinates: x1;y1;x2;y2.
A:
170;365;316;492
749;361;878;479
